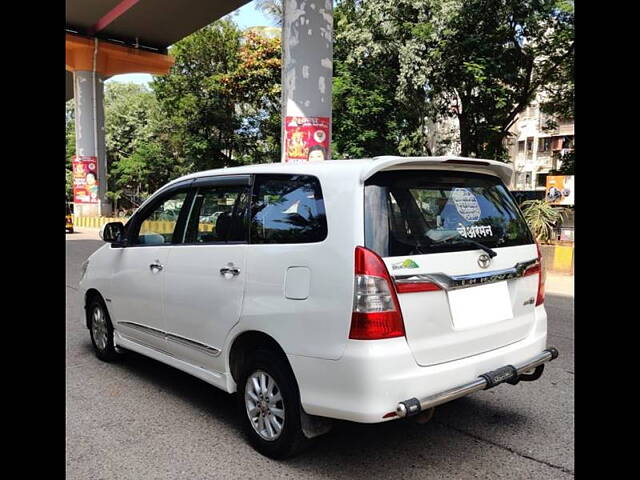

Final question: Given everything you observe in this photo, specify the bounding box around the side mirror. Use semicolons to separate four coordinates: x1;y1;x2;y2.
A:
100;222;126;245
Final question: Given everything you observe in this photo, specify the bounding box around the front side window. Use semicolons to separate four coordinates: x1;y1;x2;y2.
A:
365;171;533;257
183;185;250;243
250;174;327;244
133;191;188;245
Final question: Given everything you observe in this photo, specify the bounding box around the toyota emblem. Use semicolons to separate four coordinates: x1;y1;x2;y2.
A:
478;254;491;269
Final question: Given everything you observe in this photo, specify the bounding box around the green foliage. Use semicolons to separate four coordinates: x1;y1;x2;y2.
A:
558;149;575;174
151;20;242;172
539;1;574;121
66;100;76;201
66;101;76;161
332;0;429;158
334;0;574;160
66;168;74;202
104;83;157;166
220;30;282;163
152;20;281;170
520;200;565;243
106;190;123;212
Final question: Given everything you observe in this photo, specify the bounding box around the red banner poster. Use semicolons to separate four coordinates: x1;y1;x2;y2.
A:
72;155;99;204
284;116;330;162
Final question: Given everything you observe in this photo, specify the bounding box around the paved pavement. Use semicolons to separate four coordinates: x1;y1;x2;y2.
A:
66;230;574;479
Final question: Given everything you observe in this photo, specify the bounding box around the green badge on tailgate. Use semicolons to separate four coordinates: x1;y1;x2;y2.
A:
392;259;420;270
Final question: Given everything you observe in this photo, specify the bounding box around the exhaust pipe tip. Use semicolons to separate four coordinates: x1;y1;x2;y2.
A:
396;398;421;418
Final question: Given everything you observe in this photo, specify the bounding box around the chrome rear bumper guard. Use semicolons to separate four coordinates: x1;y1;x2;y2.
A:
395;347;559;418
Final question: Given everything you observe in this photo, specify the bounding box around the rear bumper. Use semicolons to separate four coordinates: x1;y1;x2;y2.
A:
396;347;558;418
289;306;549;423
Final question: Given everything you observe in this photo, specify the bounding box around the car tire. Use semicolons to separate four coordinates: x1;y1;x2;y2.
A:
88;297;119;362
237;348;311;459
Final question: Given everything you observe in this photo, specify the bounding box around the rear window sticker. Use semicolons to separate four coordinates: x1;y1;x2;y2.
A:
451;188;481;222
456;223;493;238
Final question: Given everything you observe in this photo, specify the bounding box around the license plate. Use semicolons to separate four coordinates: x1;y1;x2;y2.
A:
447;281;513;330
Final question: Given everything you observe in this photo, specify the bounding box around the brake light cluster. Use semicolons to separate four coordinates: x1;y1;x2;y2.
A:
523;243;545;306
349;246;405;340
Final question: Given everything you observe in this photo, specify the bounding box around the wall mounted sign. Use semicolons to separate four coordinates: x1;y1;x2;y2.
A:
284;116;330;162
72;155;99;204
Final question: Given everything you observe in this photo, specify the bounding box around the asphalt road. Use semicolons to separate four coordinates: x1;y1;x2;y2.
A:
66;234;574;479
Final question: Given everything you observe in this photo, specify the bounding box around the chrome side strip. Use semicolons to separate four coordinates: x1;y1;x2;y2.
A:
165;333;221;357
117;321;221;357
117;331;176;357
394;258;538;291
118;321;165;339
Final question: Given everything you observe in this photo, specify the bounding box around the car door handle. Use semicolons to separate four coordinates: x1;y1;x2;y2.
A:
220;265;240;277
149;261;164;272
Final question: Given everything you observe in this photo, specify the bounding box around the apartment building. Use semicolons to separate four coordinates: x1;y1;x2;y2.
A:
508;100;574;191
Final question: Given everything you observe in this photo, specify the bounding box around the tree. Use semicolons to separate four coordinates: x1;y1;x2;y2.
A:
335;0;575;160
332;0;428;158
152;21;282;169
102;82;181;207
220;30;282;163
539;1;574;122
104;82;158;168
66;100;76;201
152;20;243;171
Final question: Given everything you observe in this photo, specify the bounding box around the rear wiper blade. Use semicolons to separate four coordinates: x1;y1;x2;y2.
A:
435;236;498;258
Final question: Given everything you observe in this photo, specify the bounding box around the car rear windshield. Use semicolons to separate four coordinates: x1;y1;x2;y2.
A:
364;170;533;257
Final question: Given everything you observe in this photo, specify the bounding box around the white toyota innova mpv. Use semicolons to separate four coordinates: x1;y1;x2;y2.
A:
80;156;558;458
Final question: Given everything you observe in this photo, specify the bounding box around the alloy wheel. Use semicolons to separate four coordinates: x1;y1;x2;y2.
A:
245;370;285;441
91;305;109;351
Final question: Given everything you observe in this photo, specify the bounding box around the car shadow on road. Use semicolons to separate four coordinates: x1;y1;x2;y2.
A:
100;347;241;432
94;343;537;476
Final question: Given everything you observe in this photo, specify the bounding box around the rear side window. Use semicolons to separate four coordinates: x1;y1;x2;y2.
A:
183;185;250;244
365;171;533;257
251;174;327;244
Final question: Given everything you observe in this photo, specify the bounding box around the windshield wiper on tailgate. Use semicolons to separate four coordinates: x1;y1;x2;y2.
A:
434;236;498;258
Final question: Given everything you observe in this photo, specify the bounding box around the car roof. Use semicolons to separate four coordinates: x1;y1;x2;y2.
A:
164;156;513;189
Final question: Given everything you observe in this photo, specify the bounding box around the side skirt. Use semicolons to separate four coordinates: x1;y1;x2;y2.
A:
114;331;233;393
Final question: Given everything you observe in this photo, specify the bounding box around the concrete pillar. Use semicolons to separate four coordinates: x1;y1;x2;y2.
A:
281;0;333;162
73;70;111;217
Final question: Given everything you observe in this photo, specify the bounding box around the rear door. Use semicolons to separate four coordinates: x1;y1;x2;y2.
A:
162;176;251;372
364;170;540;366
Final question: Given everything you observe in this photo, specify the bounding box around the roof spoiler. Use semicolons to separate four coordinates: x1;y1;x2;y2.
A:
362;156;513;185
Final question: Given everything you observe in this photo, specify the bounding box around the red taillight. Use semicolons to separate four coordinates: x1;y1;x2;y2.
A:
349;246;405;340
523;243;545;306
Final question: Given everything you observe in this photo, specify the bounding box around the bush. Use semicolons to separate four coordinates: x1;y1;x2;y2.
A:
520;200;566;244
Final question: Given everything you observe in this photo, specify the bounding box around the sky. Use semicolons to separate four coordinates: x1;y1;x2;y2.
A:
105;2;275;86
